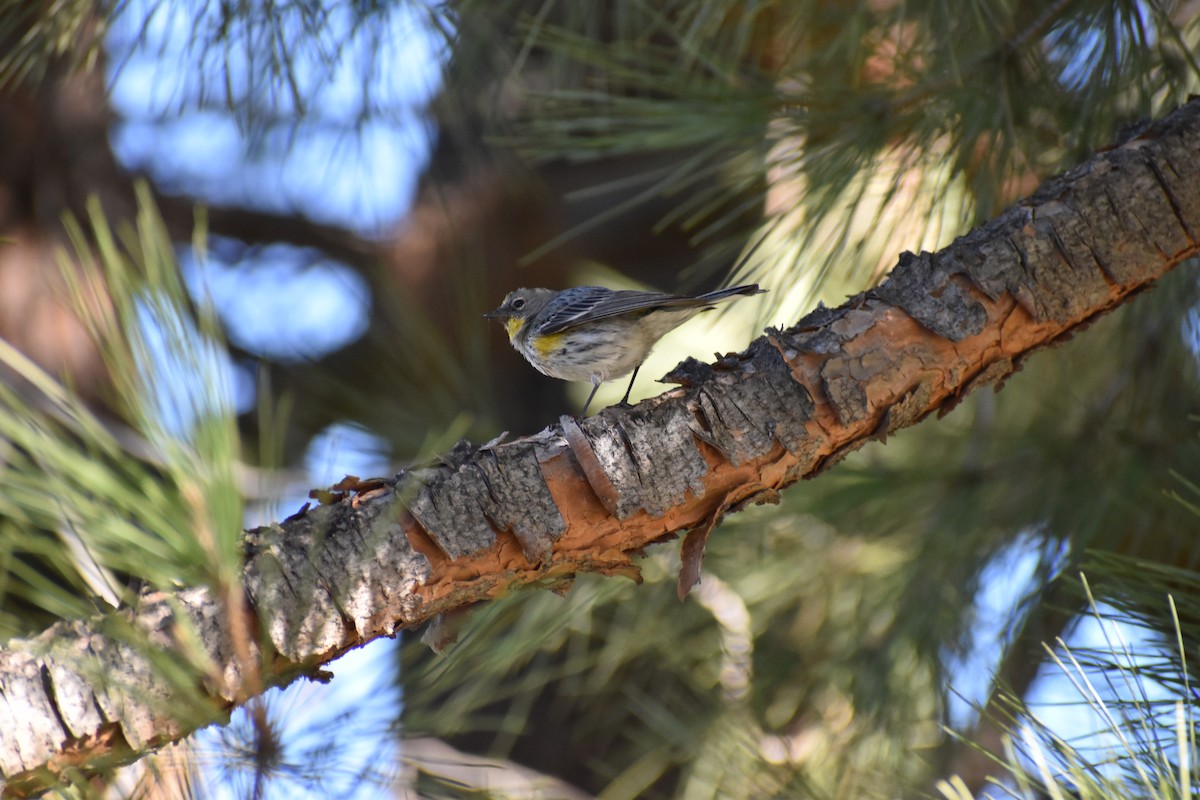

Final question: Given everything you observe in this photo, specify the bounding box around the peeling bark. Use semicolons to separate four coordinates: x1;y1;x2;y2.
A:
2;98;1199;795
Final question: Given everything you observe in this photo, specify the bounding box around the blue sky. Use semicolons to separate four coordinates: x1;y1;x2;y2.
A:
108;0;445;365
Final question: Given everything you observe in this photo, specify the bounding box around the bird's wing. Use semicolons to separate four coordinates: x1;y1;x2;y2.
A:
537;288;694;334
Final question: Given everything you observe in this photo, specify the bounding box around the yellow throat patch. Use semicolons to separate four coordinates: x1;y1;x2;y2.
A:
503;317;525;341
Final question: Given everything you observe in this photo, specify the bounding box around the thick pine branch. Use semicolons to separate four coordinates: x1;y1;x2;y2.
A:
3;99;1200;795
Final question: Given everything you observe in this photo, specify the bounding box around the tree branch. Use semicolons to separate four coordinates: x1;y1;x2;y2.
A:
152;189;381;270
3;98;1199;795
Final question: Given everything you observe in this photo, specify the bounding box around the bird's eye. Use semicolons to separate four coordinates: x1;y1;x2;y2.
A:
512;297;526;310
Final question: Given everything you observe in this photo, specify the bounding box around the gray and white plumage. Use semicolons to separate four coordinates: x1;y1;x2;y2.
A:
485;284;763;414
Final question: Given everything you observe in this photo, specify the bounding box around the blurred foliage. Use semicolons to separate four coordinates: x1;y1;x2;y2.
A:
0;185;246;787
1;0;1200;798
940;577;1200;800
0;186;244;639
0;0;108;88
0;189;247;791
454;0;1200;297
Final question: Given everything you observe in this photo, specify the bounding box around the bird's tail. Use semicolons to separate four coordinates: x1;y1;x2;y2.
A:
694;284;765;304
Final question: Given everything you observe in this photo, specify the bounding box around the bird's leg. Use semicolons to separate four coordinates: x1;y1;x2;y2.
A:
618;366;640;407
580;377;602;418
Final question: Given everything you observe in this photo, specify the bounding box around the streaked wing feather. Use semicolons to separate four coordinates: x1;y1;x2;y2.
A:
537;289;695;334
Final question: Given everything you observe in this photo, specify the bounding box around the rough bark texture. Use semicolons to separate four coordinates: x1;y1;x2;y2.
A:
2;99;1199;795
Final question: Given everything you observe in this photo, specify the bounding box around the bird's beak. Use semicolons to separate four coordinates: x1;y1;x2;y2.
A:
483;308;506;320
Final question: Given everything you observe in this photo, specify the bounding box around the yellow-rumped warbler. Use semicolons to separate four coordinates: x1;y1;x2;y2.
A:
485;284;764;416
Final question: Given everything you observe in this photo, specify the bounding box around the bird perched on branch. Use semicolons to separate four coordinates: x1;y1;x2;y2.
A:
485;284;764;416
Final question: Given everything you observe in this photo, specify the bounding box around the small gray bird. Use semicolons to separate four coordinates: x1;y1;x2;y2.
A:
485;284;763;416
